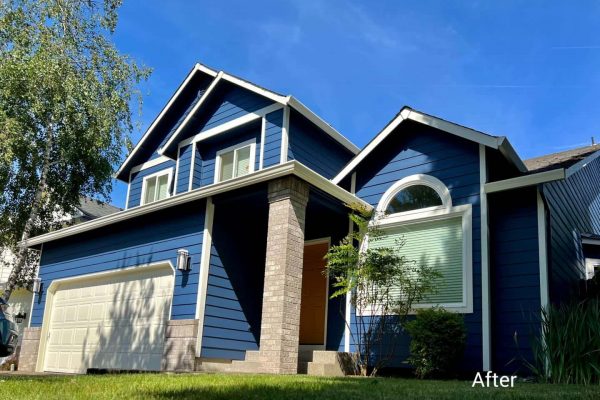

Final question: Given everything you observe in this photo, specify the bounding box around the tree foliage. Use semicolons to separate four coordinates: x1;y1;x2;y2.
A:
0;0;150;300
325;204;440;376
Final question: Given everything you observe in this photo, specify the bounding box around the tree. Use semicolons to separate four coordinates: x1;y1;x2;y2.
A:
0;0;150;302
326;204;440;376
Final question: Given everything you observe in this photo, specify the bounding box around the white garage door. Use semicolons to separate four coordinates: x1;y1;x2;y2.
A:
44;266;174;373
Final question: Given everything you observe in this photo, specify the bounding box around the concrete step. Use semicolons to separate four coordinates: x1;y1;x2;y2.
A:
306;362;345;377
243;350;261;362
312;351;341;364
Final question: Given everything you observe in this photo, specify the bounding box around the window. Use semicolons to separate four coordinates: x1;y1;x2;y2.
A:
585;258;600;280
142;170;172;205
215;140;256;183
367;174;473;314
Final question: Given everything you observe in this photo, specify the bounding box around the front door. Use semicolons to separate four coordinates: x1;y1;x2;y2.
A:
299;240;329;345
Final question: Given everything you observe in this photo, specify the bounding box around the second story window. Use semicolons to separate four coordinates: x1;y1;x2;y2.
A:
215;140;256;183
142;169;172;205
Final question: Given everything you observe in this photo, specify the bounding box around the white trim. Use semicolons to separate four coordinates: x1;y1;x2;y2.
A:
280;106;290;164
35;260;176;372
537;191;549;311
125;171;132;210
479;145;491;371
259;117;266;170
159;72;223;155
361;203;474;315
303;237;331;347
130;155;173;174
28;243;43;329
188;143;197;192
115;63;216;180
565;147;600;178
173;146;182;195
344;172;356;353
582;237;600;246
178;103;283;149
25;161;372;247
485;169;565;194
287;96;359;154
221;73;288;104
196;197;214;357
376;174;452;214
213;139;257;184
333;107;526;184
140;167;174;206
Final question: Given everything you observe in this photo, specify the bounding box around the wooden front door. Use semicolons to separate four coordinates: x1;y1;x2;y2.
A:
299;241;329;345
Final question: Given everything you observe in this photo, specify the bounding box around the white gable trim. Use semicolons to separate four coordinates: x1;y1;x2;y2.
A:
115;64;216;180
159;72;223;155
485;169;565;194
332;108;527;184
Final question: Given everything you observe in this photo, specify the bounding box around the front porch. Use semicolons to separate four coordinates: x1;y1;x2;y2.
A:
194;176;356;375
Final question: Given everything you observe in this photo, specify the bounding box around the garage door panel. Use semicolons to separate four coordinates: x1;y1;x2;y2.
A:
44;266;174;373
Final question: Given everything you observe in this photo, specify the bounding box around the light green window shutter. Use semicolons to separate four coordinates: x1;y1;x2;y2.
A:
373;217;464;305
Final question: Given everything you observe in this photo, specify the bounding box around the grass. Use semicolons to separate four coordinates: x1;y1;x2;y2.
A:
0;373;599;400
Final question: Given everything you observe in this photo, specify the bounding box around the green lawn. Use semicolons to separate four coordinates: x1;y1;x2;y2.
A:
0;373;598;400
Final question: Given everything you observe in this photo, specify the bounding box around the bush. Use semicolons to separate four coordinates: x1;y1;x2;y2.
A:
527;299;600;385
405;308;466;379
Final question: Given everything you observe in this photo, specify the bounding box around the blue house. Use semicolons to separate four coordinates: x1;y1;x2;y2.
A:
18;63;600;375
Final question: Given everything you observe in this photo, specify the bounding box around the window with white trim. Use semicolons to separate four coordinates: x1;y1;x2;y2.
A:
141;169;172;205
370;174;473;313
215;140;256;183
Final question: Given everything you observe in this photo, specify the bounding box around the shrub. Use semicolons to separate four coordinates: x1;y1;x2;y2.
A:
405;307;466;379
527;299;600;385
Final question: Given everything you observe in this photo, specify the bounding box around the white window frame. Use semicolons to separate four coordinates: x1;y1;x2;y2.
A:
214;139;257;183
140;168;174;206
585;258;600;280
362;174;473;315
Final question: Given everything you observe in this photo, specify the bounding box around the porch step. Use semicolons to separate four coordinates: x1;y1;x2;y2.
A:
306;351;356;377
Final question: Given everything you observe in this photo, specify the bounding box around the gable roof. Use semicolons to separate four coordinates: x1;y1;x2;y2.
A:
524;144;600;173
76;197;122;219
115;63;359;181
332;106;527;184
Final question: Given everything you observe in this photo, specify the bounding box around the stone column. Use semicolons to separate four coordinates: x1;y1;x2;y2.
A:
258;176;309;374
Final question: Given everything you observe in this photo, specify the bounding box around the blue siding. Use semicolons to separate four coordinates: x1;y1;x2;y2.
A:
176;144;193;194
288;110;354;178
350;120;483;370
31;201;206;327
543;154;600;303
263;109;283;168
200;191;268;360
197;121;262;188
127;160;176;208
489;187;541;373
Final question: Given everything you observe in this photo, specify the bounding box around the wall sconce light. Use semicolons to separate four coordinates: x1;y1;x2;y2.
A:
32;277;42;294
177;249;190;271
14;312;26;324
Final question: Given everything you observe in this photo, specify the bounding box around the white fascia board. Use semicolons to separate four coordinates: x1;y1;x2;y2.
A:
115;64;211;181
25;161;371;247
497;137;528;172
287;96;360;155
332;108;411;184
565;148;600;178
582;237;600;246
332;108;517;185
130;155;173;174
158;72;223;156
485;168;565;194
220;73;288;105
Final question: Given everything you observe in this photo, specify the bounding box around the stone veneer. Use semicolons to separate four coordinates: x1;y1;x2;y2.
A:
18;327;41;372
256;176;309;374
161;319;199;371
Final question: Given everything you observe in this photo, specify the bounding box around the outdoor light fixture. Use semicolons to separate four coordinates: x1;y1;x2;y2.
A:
176;249;190;271
32;277;42;294
14;312;26;324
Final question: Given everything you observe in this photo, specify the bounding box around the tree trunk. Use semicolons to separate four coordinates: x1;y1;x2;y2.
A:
2;129;53;303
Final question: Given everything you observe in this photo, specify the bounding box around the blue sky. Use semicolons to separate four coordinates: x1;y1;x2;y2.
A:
110;0;600;207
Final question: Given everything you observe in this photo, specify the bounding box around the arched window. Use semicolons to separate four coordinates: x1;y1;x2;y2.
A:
367;174;473;314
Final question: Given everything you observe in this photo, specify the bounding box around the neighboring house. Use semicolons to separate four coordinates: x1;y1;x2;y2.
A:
0;198;121;340
15;63;600;375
